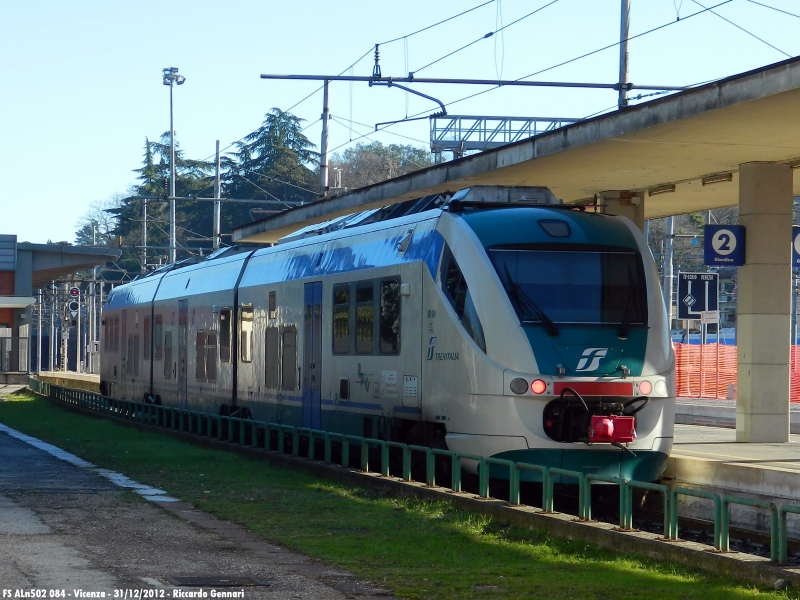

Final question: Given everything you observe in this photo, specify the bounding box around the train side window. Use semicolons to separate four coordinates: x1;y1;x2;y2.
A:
114;318;119;353
132;335;140;376
164;332;173;378
332;284;350;355
380;279;401;354
355;283;374;354
103;320;108;352
440;245;487;353
154;315;163;361
240;306;254;363
219;308;231;362
143;317;151;361
206;332;217;382
265;327;280;387
195;331;207;380
269;292;277;319
282;327;297;390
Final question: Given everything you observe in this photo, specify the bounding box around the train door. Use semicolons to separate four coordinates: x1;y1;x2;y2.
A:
177;300;188;408
120;310;128;399
302;282;322;429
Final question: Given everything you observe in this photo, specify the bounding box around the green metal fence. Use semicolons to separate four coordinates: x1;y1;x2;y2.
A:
27;377;794;564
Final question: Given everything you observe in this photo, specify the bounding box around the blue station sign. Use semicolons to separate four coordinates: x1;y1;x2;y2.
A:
704;225;745;266
793;226;800;267
677;272;719;320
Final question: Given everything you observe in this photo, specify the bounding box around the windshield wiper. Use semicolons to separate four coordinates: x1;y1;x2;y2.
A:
501;264;559;337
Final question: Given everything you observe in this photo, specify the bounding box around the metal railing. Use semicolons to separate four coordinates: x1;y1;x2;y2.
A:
28;377;795;564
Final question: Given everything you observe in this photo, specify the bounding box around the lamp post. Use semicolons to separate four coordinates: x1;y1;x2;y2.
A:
162;67;185;263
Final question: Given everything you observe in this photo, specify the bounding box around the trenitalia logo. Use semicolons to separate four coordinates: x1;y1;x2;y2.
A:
575;348;608;372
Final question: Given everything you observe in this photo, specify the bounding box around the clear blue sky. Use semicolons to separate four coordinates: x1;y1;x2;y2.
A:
4;0;798;244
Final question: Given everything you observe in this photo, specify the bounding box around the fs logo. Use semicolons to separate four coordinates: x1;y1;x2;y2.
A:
426;337;437;360
575;348;608;372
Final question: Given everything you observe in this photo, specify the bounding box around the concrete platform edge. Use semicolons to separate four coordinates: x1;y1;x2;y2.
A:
29;388;800;592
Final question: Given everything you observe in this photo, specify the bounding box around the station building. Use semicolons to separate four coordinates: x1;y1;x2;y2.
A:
0;234;119;381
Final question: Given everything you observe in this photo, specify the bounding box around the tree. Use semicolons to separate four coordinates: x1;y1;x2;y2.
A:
221;108;318;231
74;193;127;247
105;134;214;270
73;109;320;272
329;142;434;190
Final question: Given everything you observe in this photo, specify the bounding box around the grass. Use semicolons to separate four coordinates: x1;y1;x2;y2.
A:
0;391;796;599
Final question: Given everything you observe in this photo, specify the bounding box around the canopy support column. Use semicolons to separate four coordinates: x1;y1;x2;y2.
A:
737;162;792;442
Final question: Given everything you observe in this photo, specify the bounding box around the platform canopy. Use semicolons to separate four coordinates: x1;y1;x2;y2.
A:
233;56;800;244
18;243;122;289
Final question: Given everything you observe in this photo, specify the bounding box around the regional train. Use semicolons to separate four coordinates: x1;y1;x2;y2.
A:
101;186;675;482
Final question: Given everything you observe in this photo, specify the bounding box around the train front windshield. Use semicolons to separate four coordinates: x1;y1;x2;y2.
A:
489;248;647;327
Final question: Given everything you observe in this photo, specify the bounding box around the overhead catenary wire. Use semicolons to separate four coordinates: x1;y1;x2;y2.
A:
325;2;735;160
277;0;498;119
690;0;790;57
745;0;800;20
377;0;734;131
494;0;505;80
328;117;432;169
379;0;495;45
330;115;429;146
414;0;560;74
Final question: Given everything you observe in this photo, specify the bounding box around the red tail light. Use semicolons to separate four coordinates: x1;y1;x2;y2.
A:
530;379;547;394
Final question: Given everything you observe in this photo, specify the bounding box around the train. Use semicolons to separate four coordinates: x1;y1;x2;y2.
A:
100;186;675;482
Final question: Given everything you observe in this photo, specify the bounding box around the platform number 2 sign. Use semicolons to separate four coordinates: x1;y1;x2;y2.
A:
704;225;745;266
711;229;736;256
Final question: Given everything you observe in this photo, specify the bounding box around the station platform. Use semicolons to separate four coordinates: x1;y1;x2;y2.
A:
35;371;100;393
669;416;800;536
675;398;800;434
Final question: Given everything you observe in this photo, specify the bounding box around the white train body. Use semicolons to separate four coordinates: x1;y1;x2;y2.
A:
101;187;675;481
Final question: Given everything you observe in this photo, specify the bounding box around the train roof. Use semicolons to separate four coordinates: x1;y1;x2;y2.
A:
117;186;594;290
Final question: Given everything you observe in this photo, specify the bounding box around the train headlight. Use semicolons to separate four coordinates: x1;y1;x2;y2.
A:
654;380;668;396
509;378;528;395
530;379;547;394
638;380;652;395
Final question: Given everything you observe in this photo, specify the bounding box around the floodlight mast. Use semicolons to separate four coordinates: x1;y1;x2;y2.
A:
162;67;185;263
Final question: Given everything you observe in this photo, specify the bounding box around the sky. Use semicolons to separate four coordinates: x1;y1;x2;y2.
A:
4;0;800;244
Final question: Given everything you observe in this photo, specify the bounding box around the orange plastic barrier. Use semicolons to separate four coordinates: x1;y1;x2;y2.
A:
674;343;800;402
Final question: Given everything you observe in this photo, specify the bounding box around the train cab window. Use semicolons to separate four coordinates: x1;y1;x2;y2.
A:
355;283;374;354
143;317;151;361
440;246;486;353
282;327;297;390
488;248;647;329
332;284;350;355
164;332;173;378
219;308;231;362
195;331;207;380
154;315;163;361
240;306;254;363
265;327;280;387
380;280;401;354
269;292;277;319
206;332;217;382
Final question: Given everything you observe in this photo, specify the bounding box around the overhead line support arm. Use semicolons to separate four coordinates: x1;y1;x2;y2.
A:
260;73;686;91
